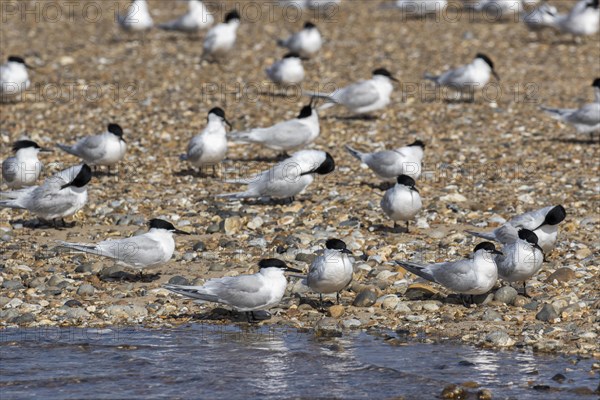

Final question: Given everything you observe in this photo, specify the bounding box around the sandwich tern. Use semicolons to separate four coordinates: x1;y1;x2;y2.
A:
541;78;600;140
381;175;423;232
305;68;398;115
158;0;213;32
545;0;599;36
2;140;51;189
277;22;322;58
466;205;566;253
396;242;502;304
306;238;354;307
118;0;154;31
180;107;231;175
494;227;544;297
384;0;448;16
345;140;425;181
0;56;32;102
218;150;335;202
523;1;559;32
424;53;500;99
57;123;127;172
164;258;302;322
229;102;319;156
58;219;190;277
265;53;305;86
202;10;240;61
0;164;92;227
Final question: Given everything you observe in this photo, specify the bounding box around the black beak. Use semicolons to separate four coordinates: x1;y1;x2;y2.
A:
25;63;36;70
285;266;303;273
492;249;503;255
224;118;232;129
174;229;191;235
492;70;500;81
390;76;400;83
60;183;70;189
534;244;544;254
342;249;353;254
411;187;419;193
39;148;53;153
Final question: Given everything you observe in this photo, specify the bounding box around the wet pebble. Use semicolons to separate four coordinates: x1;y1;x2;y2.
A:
485;331;515;347
314;317;342;337
352;290;377;307
494;286;518;305
76;284;95;297
536;304;559;322
168;276;190;285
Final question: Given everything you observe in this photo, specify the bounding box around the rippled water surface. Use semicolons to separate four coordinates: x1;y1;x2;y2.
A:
1;325;597;399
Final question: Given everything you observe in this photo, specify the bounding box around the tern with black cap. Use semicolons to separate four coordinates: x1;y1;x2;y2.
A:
381;175;422;233
265;53;305;86
229;101;320;157
396;242;502;305
58;123;127;173
2;140;52;188
0;55;33;101
346;140;425;181
1;164;92;227
158;0;213;32
467;205;566;253
217;150;334;202
277;21;322;58
306;238;354;308
58;219;190;278
118;0;153;31
164;258;302;322
304;68;398;115
202;10;240;62
181;107;231;175
541;78;600;141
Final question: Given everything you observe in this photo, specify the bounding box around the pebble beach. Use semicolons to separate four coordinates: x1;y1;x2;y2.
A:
1;0;599;363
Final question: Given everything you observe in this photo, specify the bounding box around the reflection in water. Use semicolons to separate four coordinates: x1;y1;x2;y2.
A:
0;325;597;400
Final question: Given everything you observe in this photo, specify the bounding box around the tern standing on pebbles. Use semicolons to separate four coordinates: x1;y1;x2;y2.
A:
2;140;51;189
217;150;335;202
277;22;322;58
118;0;153;31
0;56;32;102
180;107;231;175
265;53;305;86
305;68;398;115
202;10;240;62
57;124;127;173
381;175;422;233
424;54;500;100
0;164;92;227
306;239;354;307
494;227;544;297
229;102;319;157
158;0;213;32
164;258;302;322
58;219;190;278
346;140;425;181
396;242;502;305
541;78;600;141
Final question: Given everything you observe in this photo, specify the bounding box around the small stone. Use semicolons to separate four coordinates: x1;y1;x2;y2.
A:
551;373;566;383
545;268;576;283
105;305;148;319
65;307;91;319
2;280;24;290
247;216;264;230
206;223;221;234
328;305;344;318
314;317;343;337
209;264;224;272
394;302;412;313
494;286;518;305
536;304;559;322
76;284;95;297
342;319;361;329
224;216;242;235
193;241;206;252
75;263;94;273
422;301;441;312
482;309;502;321
352;290;377;307
485;331;515;347
575;248;591;260
441;384;467;399
513;296;528;307
27;277;45;288
64;299;83;308
47;275;64;287
182;252;195;262
477;389;493;400
381;295;400;310
404;283;438;300
10;312;35;324
168;276;190;285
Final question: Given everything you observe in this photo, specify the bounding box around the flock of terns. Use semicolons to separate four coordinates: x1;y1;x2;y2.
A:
0;0;596;321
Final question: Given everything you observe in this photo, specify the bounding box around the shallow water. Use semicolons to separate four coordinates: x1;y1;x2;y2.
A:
0;325;597;399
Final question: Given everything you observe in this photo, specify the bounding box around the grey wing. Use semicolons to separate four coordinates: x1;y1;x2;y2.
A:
187;137;205;163
431;259;474;290
566;103;600;126
492;223;519;244
335;81;380;108
74;135;106;160
96;236;164;266
438;65;469;86
208;275;271;309
509;206;552;229
2;158;17;184
268;120;311;148
368;151;400;168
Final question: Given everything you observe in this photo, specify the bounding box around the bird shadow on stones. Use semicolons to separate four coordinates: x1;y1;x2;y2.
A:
172;308;272;324
9;218;76;230
174;168;220;179
297;295;333;312
228;155;287;163
361;181;393;191
99;271;161;283
370;223;409;234
549;137;599;145
324;114;380;121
